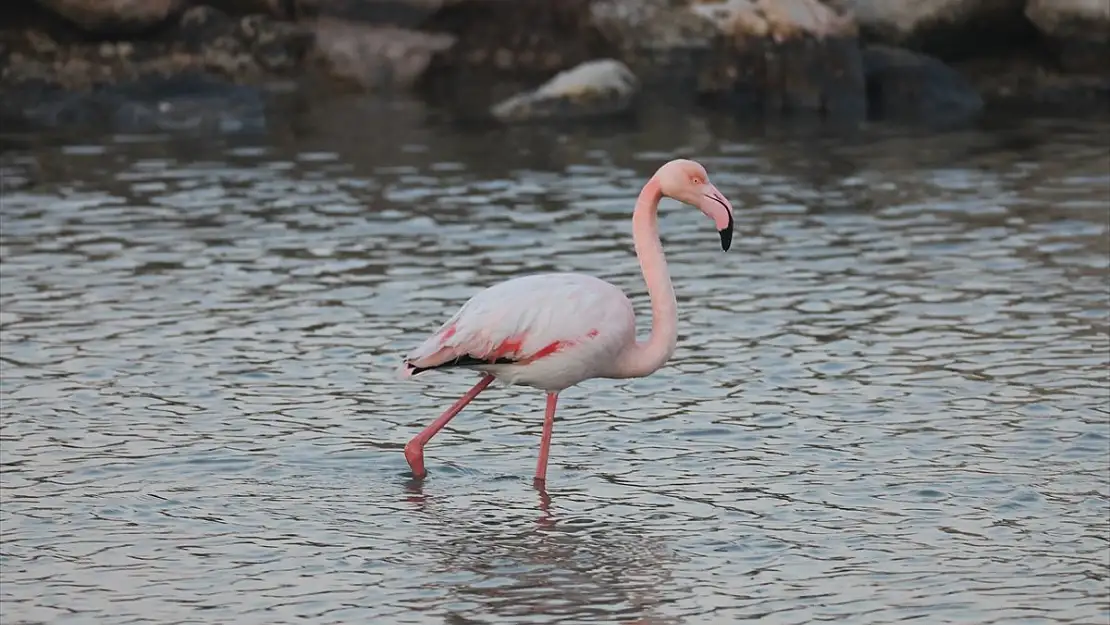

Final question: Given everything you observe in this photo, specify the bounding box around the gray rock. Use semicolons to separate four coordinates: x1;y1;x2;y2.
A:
689;0;867;117
1026;0;1110;73
411;0;599;76
1026;0;1110;37
490;58;639;123
203;0;297;18
589;0;719;83
35;0;184;34
295;0;463;26
589;0;867;117
828;0;1022;43
862;44;983;124
3;73;270;134
311;19;455;91
1;5;314;94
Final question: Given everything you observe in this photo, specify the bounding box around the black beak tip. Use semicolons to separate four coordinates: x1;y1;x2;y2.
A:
718;213;734;251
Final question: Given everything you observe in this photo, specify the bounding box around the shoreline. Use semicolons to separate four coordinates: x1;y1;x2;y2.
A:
2;0;1107;135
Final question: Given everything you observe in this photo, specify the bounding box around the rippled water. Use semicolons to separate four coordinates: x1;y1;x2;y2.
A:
2;101;1109;625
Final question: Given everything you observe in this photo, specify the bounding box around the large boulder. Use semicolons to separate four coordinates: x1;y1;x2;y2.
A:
203;0;297;19
490;58;639;122
590;0;720;82
591;0;866;117
690;0;866;116
311;19;456;91
417;0;601;75
827;0;1024;44
862;44;982;124
1025;0;1110;73
35;0;184;34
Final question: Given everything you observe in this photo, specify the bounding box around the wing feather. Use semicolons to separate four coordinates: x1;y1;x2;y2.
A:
402;273;629;374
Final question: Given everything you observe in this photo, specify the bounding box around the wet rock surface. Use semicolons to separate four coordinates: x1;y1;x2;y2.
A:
862;44;983;124
0;72;271;133
490;58;639;122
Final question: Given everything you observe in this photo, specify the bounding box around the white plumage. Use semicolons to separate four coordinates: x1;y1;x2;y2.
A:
402;273;635;392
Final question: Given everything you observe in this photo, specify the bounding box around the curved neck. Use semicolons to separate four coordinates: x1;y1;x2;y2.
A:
614;178;678;379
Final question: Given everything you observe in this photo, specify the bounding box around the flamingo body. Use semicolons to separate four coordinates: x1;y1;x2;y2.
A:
399;159;735;485
403;273;635;392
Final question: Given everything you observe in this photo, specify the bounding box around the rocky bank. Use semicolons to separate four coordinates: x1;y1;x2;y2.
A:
0;0;1107;132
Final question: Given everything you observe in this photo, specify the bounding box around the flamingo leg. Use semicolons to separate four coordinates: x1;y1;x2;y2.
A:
405;374;495;480
534;392;559;487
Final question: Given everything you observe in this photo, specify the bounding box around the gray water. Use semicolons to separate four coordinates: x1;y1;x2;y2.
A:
2;99;1109;625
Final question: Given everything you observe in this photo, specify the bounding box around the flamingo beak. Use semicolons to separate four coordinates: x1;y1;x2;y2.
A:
701;185;734;252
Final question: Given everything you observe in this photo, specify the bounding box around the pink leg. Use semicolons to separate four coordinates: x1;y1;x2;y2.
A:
405;374;494;480
533;392;559;487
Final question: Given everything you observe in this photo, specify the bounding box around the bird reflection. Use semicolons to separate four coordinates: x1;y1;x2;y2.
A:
401;481;685;625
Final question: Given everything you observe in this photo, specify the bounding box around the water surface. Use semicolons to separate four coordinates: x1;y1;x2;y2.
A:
2;101;1108;625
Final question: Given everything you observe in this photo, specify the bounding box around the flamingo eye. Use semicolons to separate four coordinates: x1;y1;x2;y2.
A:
691;176;702;184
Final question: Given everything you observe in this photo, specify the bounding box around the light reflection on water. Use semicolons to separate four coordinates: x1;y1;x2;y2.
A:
1;102;1108;625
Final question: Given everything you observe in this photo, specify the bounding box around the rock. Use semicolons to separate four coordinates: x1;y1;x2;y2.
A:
1;73;269;133
862;45;983;123
418;0;600;75
295;0;462;27
1026;0;1110;37
827;0;1024;44
1025;0;1110;73
0;6;313;94
590;0;867;117
589;0;720;84
490;58;639;122
690;0;867;117
204;0;298;19
311;19;455;91
35;0;184;34
170;5;240;53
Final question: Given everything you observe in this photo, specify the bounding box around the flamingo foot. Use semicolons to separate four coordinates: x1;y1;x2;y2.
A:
402;374;495;481
404;441;427;480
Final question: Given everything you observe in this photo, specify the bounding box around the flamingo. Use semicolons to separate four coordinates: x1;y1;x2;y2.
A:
400;159;735;485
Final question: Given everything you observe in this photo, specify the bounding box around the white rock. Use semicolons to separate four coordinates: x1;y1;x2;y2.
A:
491;59;640;123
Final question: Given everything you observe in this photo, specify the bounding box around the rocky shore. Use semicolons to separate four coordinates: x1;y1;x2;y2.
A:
1;0;1107;133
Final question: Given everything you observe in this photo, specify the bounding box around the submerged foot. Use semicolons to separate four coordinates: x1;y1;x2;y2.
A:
404;441;427;480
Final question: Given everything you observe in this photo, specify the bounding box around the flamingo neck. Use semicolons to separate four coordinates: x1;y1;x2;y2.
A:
614;177;677;379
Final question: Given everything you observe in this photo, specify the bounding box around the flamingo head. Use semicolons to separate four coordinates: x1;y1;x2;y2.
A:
655;159;735;251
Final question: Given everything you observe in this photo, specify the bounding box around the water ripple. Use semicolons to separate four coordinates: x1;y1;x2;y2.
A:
1;109;1108;625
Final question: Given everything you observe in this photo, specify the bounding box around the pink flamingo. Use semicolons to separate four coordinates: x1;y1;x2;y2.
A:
400;159;734;485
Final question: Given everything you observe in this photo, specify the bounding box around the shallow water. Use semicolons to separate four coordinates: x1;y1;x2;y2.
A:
2;100;1109;625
